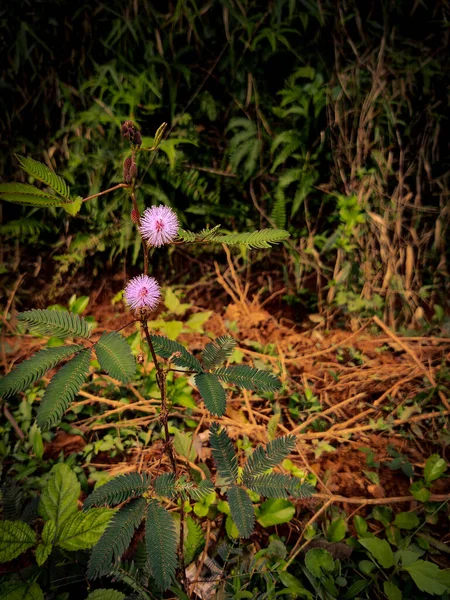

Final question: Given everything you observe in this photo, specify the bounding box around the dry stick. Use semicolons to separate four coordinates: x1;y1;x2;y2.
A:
3;404;24;439
313;492;450;505
372;315;450;411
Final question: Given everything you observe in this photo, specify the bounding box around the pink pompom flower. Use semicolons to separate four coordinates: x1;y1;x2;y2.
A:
140;205;179;247
124;275;161;311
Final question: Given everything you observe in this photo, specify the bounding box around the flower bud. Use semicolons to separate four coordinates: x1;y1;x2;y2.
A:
134;131;142;147
130;161;138;179
123;156;132;183
131;209;140;224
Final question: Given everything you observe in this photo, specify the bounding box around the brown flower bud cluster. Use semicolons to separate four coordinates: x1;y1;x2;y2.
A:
121;121;142;147
123;156;138;184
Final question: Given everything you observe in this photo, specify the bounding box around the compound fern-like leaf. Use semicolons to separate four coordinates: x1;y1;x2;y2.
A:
0;192;69;208
0;345;83;399
214;365;281;392
153;473;176;499
15;154;71;199
195;373;226;416
18;309;91;339
187;479;215;501
213;229;290;248
227;486;255;538
244;473;297;498
150;335;203;372
95;331;136;384
37;349;91;430
184;516;205;565
209;423;238;484
201;335;236;369
243;435;296;479
83;473;152;510
145;500;178;591
87;497;146;579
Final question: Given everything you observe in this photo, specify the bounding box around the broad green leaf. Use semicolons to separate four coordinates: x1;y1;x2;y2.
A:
403;560;450;595
344;580;367;599
305;548;334;577
424;454;447;484
164;288;191;315
353;515;367;536
0;521;36;562
69;295;90;315
63;196;83;216
359;537;394;569
327;517;347;542
409;481;431;502
0;582;44;600
36;542;52;566
256;498;295;527
393;512;420;530
278;572;312;598
57;508;114;550
95;331;136;384
39;463;80;532
185;311;212;333
86;591;126;600
383;581;402;600
173;430;196;462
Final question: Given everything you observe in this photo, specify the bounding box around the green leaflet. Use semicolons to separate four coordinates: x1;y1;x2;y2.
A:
150;335;203;372
18;309;91;339
227;486;255;538
0;521;37;562
214;365;281;392
0;581;44;600
154;473;177;499
57;508;114;550
0;192;69;207
0;344;83;399
195;372;227;416
37;348;91;430
187;479;215;501
0;182;52;196
213;229;290;248
95;331;136;384
209;423;238;484
15;154;71;199
145;500;178;591
201;335;236;369
244;473;298;499
88;497;146;579
243;435;296;478
39;464;80;532
83;472;152;509
85;590;126;600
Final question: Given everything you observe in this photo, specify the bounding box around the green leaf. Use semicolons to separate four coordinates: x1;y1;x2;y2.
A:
95;331;136;384
214;365;281;392
164;288;191;315
305;548;335;577
0;582;44;600
86;590;126;600
424;454;447;484
36;542;52;566
201;336;236;369
150;335;203;372
410;481;431;502
145;499;178;591
58;508;114;550
353;515;368;536
0;182;51;196
359;537;394;568
244;435;296;478
184;516;205;565
0;520;36;562
213;229;290;248
15;154;71;199
185;311;212;333
154;473;177;499
0;192;69;207
63;196;83;216
187;479;215;501
403;560;450;595
383;581;402;600
344;580;367;599
83;472;152;509
209;423;238;484
0;344;83;399
37;348;91;430
39;464;80;534
327;517;347;542
18;309;91;339
227;486;255;538
36;520;55;564
173;430;196;461
256;498;295;527
195;373;226;416
393;512;420;530
88;497;146;579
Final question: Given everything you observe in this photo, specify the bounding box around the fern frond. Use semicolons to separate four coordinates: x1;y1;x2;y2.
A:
0;218;49;238
187;479;215;501
214;365;281;392
201;335;236;369
153;473;176;499
209;423;238;484
145;500;178;591
0;345;83;399
18;309;91;339
243;435;296;479
95;331;136;384
15;154;71;199
83;473;152;510
213;229;290;248
184;516;205;565
150;335;203;372
37;348;91;430
271;194;287;229
87;497;146;579
195;373;226;416
227;486;255;538
244;473;296;498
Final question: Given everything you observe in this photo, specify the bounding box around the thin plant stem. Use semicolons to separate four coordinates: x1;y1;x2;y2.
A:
82;183;129;203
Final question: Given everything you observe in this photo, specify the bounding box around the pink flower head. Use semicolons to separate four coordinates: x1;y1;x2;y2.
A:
124;275;161;311
140;205;179;247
